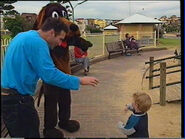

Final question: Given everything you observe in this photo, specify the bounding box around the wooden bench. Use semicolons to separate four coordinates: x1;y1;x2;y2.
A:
105;41;124;59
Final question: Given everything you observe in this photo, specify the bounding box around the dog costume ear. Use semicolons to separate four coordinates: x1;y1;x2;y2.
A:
33;6;46;30
70;24;79;32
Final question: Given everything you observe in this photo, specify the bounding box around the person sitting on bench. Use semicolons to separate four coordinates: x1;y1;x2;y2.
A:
125;33;139;52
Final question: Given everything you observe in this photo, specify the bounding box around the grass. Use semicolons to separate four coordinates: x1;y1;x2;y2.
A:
1;34;12;39
85;34;120;58
158;38;181;50
86;35;104;58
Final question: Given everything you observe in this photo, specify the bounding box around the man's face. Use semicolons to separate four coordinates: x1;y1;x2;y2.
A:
49;30;66;49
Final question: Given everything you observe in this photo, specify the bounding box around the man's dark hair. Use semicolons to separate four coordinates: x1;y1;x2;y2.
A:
41;17;68;35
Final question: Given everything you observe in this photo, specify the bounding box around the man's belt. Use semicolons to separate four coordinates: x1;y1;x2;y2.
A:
1;88;20;95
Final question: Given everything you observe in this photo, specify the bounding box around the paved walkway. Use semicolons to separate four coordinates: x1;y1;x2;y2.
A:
36;50;180;138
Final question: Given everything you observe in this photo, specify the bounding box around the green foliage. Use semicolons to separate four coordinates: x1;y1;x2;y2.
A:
86;25;102;33
3;15;33;38
164;24;180;33
4;15;23;37
3;5;14;10
89;28;102;33
160;15;167;19
170;15;177;18
0;1;18;15
160;15;180;33
5;9;19;15
1;1;17;5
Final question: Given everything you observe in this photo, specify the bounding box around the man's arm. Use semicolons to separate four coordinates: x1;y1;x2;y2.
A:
28;41;98;90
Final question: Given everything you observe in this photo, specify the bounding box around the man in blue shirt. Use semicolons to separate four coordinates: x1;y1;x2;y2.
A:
1;17;99;138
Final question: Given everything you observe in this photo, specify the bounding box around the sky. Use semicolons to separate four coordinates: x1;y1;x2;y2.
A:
12;1;181;20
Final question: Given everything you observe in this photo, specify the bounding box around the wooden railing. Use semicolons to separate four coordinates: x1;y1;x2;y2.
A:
145;55;181;106
1;38;12;68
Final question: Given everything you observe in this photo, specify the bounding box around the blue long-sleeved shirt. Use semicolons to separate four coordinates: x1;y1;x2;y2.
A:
1;30;80;95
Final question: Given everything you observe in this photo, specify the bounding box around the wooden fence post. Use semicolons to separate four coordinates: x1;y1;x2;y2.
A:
154;31;156;47
119;31;122;41
136;31;139;40
160;62;166;106
149;57;154;89
103;33;105;55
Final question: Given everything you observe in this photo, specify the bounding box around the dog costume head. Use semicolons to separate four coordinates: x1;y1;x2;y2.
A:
33;3;92;55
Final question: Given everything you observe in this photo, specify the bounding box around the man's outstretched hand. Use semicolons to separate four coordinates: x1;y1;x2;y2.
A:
80;77;99;87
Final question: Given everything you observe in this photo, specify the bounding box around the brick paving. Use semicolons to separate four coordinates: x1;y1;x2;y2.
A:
36;50;180;138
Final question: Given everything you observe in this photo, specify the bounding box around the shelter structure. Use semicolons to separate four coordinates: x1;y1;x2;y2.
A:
103;25;118;35
116;14;163;45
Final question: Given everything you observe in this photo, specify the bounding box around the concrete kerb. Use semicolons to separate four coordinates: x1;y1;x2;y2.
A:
71;47;167;74
141;47;167;52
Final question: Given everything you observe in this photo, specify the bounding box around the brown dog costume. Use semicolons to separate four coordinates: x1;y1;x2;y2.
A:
33;3;92;138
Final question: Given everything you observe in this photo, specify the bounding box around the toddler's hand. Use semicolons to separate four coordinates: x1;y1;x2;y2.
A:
124;104;129;113
125;104;134;112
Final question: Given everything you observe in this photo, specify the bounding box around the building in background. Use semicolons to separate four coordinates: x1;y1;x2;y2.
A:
103;25;118;35
87;18;95;27
116;13;162;40
94;19;106;29
21;13;37;24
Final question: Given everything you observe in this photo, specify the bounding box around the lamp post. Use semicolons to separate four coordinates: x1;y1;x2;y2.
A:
68;0;87;22
129;0;131;16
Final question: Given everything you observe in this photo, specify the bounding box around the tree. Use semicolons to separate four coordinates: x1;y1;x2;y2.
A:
3;15;33;37
160;15;167;19
170;15;177;19
86;25;102;33
0;1;19;15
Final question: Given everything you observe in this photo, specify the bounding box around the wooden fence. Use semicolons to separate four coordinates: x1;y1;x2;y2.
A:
1;38;11;137
145;55;181;106
1;38;11;68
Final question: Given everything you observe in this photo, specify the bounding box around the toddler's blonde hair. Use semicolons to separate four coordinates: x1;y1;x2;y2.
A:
133;92;152;113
